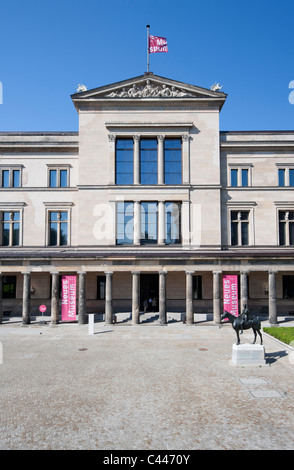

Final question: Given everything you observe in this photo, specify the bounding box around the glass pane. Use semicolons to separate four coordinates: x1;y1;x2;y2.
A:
290;222;294;245
13;170;20;187
49;222;57;245
116;139;133;185
3;212;11;221
49;170;57;187
60;211;68;221
241;169;248;187
60;223;68;245
231;211;238;221
2;170;9;187
278;169;285;186
289;169;294;187
116;202;133;244
49;212;58;221
12;212;20;221
165;202;181;244
279;222;286;245
241;222;249;245
2;223;9;246
140;139;157;185
240;211;249;221
164;139;182;184
141;202;157;244
60;170;68;187
289;211;294;221
279;211;286;221
231;169;238;187
231;221;238;245
12;223;19;245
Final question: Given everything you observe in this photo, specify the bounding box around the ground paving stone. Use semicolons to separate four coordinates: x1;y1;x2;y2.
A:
0;319;293;450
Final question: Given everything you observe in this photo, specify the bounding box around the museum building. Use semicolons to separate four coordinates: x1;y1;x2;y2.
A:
0;72;293;326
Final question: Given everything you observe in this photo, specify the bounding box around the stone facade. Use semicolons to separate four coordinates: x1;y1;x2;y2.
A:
0;73;293;325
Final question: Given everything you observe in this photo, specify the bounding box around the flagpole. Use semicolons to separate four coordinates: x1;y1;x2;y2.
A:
146;24;150;72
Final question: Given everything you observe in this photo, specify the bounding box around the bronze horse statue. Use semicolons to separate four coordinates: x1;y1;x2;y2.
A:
221;310;263;345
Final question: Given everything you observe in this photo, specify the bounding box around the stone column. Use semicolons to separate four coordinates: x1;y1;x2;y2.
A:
0;273;2;325
268;270;278;325
22;272;31;325
108;134;116;185
213;271;222;324
132;271;140;325
182;134;190;184
105;271;113;325
78;271;86;325
159;271;167;325
158;201;165;245
133;135;140;185
157;135;164;184
186;271;195;325
51;271;59;325
240;271;249;313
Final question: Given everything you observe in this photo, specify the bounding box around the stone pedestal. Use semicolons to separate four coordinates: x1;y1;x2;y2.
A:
231;343;266;366
88;314;95;335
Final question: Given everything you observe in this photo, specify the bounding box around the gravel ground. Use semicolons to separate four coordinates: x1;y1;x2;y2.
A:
0;319;293;451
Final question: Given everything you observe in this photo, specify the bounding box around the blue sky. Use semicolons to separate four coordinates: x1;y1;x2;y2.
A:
0;0;293;131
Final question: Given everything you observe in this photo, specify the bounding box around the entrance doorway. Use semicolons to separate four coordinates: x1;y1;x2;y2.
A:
140;274;159;312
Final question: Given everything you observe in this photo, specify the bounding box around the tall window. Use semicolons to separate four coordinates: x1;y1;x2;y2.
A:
283;275;294;298
165;202;181;244
1;211;20;246
140;139;157;185
231;211;249;246
49;211;68;246
116;139;134;185
277;167;294;187
116;202;134;245
278;169;285;187
141;202;157;244
279;210;294;246
164;138;182;184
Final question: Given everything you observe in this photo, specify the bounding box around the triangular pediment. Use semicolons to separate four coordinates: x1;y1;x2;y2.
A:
71;73;227;107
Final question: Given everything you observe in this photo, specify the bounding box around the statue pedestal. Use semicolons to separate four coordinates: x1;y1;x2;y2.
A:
231;343;266;366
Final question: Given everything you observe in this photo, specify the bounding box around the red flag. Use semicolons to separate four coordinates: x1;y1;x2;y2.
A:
149;35;168;53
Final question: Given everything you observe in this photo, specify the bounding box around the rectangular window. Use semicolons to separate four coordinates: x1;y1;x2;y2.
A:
279;210;294;246
49;211;68;246
48;168;69;187
164;138;182;184
141;202;157;244
193;275;202;300
1;211;20;246
140;139;157;185
231;211;249;246
165;202;181;244
2;275;17;299
13;170;20;188
0;168;22;188
116;202;134;245
116;139;134;185
97;276;106;300
2;170;9;187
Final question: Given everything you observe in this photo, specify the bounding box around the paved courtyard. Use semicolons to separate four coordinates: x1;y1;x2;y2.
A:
0;317;294;451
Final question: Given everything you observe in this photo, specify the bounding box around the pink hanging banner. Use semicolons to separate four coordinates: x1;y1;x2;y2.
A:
223;274;239;319
61;275;77;321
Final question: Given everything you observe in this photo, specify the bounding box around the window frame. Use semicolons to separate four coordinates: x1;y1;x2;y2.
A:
276;165;294;187
47;165;70;188
0;166;23;188
227;203;256;247
44;203;73;247
228;164;253;187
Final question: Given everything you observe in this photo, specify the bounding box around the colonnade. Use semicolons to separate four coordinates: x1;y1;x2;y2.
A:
8;269;280;327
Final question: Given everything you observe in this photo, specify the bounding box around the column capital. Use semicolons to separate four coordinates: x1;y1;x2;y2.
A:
133;135;140;142
185;270;195;275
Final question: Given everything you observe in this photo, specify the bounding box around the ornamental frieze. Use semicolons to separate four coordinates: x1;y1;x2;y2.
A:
106;80;194;98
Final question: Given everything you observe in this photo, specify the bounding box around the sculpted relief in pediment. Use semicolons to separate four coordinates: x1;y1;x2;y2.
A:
106;80;194;98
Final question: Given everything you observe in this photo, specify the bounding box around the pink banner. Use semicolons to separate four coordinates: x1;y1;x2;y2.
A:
61;275;76;321
223;275;239;319
149;35;168;53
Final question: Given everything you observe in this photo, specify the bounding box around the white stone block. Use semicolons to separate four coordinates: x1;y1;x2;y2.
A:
231;343;266;366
